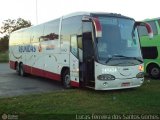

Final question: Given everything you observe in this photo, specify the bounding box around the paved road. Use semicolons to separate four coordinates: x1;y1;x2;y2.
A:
0;63;63;98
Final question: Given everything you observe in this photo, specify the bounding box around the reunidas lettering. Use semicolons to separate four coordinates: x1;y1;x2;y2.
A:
19;45;36;53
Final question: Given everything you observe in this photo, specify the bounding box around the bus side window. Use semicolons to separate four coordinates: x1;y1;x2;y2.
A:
141;47;158;59
32;24;44;42
70;35;78;58
77;35;83;62
41;19;59;41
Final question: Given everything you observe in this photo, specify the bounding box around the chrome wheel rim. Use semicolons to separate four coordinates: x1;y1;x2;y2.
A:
65;74;70;87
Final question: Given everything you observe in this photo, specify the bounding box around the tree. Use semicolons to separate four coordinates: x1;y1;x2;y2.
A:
0;18;32;52
0;18;31;35
0;35;9;52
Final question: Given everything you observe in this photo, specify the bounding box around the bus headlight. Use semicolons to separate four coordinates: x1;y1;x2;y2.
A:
97;74;115;80
136;72;144;78
138;65;144;71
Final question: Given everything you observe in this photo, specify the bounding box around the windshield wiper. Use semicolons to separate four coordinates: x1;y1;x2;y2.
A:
129;57;143;63
112;55;129;58
105;57;114;63
105;55;127;63
105;55;143;63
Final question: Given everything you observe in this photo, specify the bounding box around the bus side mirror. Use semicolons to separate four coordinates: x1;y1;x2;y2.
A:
136;22;153;39
82;16;102;38
92;17;102;38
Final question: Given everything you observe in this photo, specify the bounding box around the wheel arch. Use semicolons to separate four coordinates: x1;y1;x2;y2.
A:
14;61;18;70
60;66;70;80
146;62;160;74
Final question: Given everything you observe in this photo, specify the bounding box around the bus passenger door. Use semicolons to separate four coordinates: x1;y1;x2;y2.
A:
69;35;80;87
82;22;95;88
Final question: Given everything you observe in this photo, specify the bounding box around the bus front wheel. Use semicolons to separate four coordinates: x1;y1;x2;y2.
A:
148;65;160;79
62;69;71;88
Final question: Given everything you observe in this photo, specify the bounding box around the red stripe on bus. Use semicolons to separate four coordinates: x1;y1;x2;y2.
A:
71;81;79;87
23;65;61;81
9;60;16;70
24;65;32;74
9;61;80;88
45;70;61;81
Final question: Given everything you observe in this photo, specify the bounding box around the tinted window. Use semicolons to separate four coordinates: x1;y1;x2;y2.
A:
97;17;142;65
32;24;44;43
40;19;59;41
23;28;32;44
10;33;17;45
77;35;82;49
71;35;78;57
61;16;82;42
14;31;24;45
141;47;158;59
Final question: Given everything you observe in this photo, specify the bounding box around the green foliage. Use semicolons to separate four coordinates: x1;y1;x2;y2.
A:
0;79;159;120
0;18;32;54
0;18;31;35
0;51;8;62
0;35;9;52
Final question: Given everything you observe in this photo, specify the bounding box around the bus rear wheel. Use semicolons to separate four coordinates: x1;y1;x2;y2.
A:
19;63;26;77
148;65;160;79
16;63;20;75
62;69;71;88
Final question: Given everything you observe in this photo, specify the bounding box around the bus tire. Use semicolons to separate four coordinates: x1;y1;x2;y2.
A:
148;65;160;79
19;63;26;77
16;62;20;75
62;69;71;88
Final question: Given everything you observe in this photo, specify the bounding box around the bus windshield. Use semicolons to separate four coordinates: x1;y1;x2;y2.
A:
96;17;143;66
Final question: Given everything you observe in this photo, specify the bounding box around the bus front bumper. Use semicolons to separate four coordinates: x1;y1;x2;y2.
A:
95;78;144;90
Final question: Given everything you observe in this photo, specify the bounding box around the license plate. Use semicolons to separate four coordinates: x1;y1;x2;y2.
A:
121;82;130;87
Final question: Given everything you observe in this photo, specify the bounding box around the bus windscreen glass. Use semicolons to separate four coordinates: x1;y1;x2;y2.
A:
96;17;143;66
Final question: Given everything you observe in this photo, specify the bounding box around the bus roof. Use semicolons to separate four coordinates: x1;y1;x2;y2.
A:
63;11;134;20
143;17;160;22
11;12;134;34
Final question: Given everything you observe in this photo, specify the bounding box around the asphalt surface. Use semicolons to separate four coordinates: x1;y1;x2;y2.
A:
0;63;63;98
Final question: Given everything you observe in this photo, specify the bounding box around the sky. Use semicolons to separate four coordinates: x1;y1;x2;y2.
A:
0;0;159;28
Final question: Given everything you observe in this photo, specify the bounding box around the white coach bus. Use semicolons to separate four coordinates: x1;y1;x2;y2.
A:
9;12;153;90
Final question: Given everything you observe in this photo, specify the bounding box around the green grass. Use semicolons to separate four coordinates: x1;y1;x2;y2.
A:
0;51;8;62
0;79;160;120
